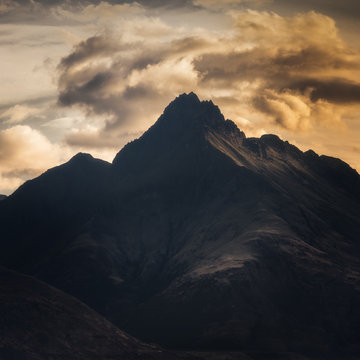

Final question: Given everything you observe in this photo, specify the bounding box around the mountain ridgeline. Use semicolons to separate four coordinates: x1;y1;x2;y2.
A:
0;93;359;358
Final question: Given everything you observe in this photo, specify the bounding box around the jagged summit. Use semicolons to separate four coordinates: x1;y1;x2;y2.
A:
113;93;245;166
159;92;225;129
172;91;201;103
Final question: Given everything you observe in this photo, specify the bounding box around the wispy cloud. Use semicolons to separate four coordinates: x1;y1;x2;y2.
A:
0;104;41;124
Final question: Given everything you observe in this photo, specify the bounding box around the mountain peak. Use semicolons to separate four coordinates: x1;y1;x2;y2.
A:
113;93;245;167
161;92;218;120
69;152;94;163
153;92;239;135
175;91;200;103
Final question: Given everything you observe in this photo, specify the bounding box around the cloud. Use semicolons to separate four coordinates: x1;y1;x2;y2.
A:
0;1;144;25
193;0;270;10
4;0;360;28
288;78;360;104
253;90;312;130
64;127;142;148
1;1;360;196
270;0;360;22
56;24;207;147
0;0;19;14
193;10;360;129
0;125;64;194
13;0;193;7
55;9;360;138
0;104;41;124
0;0;192;25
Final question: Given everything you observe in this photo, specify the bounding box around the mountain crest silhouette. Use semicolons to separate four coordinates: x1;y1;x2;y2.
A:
0;93;359;357
113;92;245;169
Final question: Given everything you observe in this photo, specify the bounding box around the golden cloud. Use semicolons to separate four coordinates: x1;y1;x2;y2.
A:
2;2;360;196
194;10;360;129
55;9;360;140
0;125;64;194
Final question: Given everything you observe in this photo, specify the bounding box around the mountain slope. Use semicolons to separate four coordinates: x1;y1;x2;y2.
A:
0;153;110;276
0;93;359;357
0;266;194;360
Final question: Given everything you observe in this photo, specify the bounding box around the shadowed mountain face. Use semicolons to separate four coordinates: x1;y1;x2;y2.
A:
0;267;194;360
0;93;359;357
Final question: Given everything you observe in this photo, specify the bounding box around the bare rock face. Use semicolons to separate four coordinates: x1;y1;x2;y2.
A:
0;93;359;358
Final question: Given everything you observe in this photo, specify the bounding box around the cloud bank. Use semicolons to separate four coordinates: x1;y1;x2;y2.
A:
1;1;360;193
56;9;360;143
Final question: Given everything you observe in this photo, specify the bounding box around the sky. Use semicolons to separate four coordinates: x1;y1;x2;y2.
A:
0;0;360;194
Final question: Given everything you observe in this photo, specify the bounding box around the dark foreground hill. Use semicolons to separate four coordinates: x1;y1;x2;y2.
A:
0;93;359;358
0;267;196;360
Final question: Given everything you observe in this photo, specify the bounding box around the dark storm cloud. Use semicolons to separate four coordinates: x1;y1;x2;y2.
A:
59;36;121;69
288;79;360;104
0;0;142;25
57;35;123;112
58;71;114;107
3;0;360;25
9;0;360;11
4;0;195;10
271;0;360;21
57;34;145;122
272;46;359;72
57;35;128;119
195;46;360;104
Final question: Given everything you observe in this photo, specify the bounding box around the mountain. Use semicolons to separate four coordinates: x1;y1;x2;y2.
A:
0;93;359;358
0;266;195;360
